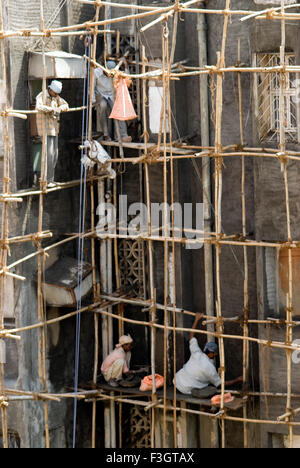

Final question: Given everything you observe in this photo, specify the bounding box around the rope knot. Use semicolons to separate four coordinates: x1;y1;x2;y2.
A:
0;396;8;408
174;3;183;13
85;21;94;31
21;30;31;37
266;8;275;20
277;151;287;165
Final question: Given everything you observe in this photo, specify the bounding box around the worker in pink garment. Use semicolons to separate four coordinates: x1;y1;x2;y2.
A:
101;335;134;387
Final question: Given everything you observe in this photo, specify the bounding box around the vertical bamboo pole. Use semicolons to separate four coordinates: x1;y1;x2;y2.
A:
279;0;294;449
99;4;111;449
38;0;50;448
162;21;169;449
90;3;102;450
166;11;178;447
142;45;157;448
214;0;231;448
0;0;9;449
197;2;215;344
237;37;249;448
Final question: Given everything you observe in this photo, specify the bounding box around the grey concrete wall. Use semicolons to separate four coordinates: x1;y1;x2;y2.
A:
0;0;99;448
3;0;300;448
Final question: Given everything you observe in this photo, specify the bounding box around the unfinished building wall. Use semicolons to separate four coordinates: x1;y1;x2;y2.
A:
0;0;100;448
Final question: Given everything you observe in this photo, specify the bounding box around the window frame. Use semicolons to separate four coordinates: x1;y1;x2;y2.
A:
253;52;300;143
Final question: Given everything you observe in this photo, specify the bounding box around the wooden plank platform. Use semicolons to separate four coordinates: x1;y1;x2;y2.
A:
92;382;245;411
100;140;193;155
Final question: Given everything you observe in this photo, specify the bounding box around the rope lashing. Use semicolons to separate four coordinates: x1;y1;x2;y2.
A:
0;396;8;408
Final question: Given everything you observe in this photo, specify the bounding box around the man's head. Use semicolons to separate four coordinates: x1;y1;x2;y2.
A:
116;334;133;352
48;80;63;97
107;60;116;70
204;342;219;359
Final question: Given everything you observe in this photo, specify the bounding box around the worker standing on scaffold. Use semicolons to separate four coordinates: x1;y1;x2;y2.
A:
35;80;69;188
93;57;132;143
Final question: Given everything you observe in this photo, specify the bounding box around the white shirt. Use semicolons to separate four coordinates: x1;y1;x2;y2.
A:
93;68;114;102
174;338;222;395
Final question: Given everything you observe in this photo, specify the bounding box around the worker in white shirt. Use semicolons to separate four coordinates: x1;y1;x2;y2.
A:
35;80;69;187
174;313;243;398
93;58;132;143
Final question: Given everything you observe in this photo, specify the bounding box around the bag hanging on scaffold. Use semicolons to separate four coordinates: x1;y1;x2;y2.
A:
109;78;137;121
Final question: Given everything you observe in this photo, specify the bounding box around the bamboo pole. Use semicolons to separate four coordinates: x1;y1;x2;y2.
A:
88;3;102;449
142;43;158;447
161;21;169;449
0;0;8;445
237;37;249;449
38;0;50;448
168;5;179;447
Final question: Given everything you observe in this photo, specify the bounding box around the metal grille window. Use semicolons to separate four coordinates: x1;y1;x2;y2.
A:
254;53;298;143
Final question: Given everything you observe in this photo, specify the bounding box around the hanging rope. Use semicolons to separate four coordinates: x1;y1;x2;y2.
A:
72;37;92;449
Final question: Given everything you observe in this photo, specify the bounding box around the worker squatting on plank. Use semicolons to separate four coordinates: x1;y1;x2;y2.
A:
174;313;243;398
35;80;69;188
101;334;134;387
93;57;132;143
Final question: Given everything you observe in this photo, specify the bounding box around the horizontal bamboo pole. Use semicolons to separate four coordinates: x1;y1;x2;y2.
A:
3;230;52;244
76;0;169;12
171;65;300;78
2;271;26;282
2;225;300;279
0;197;23;203
4;388;61;402
0;231;94;276
85;391;300;427
0;288;296;341
240;3;300;22
94;230;300;249
100;294;300;326
3;175;106;199
0;333;21;341
47;6;175;34
278;407;300;421
10;106;87;115
0;300;107;337
1;30;115;39
93;307;300;353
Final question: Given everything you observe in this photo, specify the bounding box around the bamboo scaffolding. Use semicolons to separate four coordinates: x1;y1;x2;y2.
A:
0;0;300;451
83;389;300;428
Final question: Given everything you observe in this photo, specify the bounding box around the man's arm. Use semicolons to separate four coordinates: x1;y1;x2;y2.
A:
225;376;243;387
36;94;53;113
189;313;204;341
120;56;130;74
57;97;69;113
